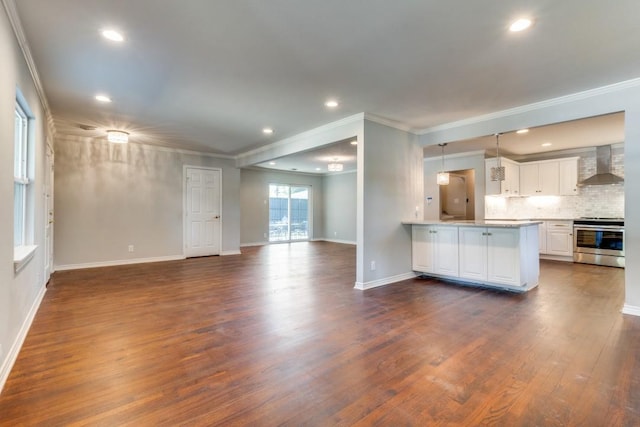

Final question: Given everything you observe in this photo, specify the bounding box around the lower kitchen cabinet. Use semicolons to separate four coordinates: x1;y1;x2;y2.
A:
412;225;459;276
410;222;540;292
545;220;573;257
459;227;524;287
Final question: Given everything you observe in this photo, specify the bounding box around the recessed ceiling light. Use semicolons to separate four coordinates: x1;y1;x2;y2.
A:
263;127;274;135
95;94;112;103
107;130;129;144
325;100;339;108
315;167;321;171
102;29;124;42
541;142;552;147
516;129;529;134
350;140;358;145
509;18;533;32
269;161;276;165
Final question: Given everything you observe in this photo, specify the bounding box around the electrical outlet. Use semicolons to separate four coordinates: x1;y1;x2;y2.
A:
370;261;376;271
128;245;134;252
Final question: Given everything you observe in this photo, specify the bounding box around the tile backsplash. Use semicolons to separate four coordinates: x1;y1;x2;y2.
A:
485;147;624;219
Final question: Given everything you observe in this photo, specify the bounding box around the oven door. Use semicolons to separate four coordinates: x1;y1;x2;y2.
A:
573;227;624;256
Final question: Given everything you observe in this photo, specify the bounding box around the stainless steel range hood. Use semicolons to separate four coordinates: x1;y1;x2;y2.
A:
578;145;624;186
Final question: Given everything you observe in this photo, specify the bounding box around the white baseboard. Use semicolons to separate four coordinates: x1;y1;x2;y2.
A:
622;304;640;317
354;272;416;290
0;284;47;393
317;238;357;245
221;250;242;256
240;241;268;247
55;255;186;271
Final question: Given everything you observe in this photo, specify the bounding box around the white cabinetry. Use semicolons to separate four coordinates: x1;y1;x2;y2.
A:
538;221;547;253
520;161;559;195
545;221;573;257
558;158;579;196
412;225;459;276
459;227;524;287
485;158;520;196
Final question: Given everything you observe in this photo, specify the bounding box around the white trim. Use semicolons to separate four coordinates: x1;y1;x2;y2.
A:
354;272;416;290
622;304;640;317
236;113;364;162
418;77;640;136
221;250;241;256
240;241;268;247
0;284;46;393
363;113;416;133
1;0;55;132
424;150;486;161
13;245;38;274
54;255;186;271
318;238;357;245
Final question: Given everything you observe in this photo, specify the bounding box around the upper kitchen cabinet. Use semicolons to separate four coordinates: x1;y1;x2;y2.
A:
520;161;559;196
485;157;520;196
558;158;579;196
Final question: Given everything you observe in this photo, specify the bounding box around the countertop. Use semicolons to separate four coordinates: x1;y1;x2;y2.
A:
402;220;543;228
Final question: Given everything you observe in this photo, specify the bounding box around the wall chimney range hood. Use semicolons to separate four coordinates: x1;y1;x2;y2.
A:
578;145;624;186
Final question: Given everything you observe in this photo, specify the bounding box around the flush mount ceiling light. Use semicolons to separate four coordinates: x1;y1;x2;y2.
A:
516;128;529;134
269;161;276;165
542;142;552;147
107;130;129;144
262;127;274;135
328;158;343;172
324;99;339;108
509;18;533;32
95;94;112;103
436;143;450;185
101;29;124;42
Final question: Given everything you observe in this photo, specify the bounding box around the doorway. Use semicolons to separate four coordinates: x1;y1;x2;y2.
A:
268;184;310;242
440;169;475;220
184;166;222;257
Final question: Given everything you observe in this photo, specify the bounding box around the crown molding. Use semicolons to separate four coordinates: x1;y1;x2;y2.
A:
363;113;416;133
418;77;640;136
2;0;55;136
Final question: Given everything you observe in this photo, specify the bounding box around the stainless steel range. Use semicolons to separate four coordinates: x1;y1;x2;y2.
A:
573;218;624;268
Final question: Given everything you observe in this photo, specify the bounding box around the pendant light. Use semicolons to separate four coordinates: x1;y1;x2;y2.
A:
436;143;449;185
327;157;343;172
491;133;505;181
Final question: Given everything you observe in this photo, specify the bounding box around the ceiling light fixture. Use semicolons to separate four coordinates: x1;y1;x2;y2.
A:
102;29;124;42
95;94;112;103
491;134;505;181
350;140;358;146
269;161;276;165
328;158;343;172
436;143;450;185
542;142;552;147
509;18;533;32
516;128;529;134
325;100;339;108
262;127;274;135
107;130;129;144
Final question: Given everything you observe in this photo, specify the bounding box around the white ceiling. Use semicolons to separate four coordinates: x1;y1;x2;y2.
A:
12;1;640;163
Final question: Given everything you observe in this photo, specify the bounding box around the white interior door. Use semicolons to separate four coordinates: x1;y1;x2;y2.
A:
44;143;54;282
184;167;221;257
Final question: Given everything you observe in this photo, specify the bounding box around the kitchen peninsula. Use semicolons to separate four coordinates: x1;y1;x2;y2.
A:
403;220;541;292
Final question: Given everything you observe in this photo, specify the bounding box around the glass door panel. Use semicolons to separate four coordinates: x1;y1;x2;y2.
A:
269;184;309;242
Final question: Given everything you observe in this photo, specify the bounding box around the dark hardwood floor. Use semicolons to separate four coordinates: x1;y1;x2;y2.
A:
1;241;638;426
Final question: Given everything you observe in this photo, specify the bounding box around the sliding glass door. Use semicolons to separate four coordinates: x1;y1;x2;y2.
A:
269;184;310;242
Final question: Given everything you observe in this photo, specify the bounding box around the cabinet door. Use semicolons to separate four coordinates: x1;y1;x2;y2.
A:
558;159;578;196
485;158;501;196
412;226;435;273
504;161;520;196
519;164;539;195
538;221;547;254
546;221;573;256
459;227;487;281
487;228;521;286
538;162;559;195
434;226;459;276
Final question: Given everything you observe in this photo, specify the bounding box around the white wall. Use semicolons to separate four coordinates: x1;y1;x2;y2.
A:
240;169;324;245
54;136;240;268
322;171;356;244
357;119;423;289
0;5;51;390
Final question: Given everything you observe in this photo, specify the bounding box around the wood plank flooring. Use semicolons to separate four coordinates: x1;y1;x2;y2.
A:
1;241;639;425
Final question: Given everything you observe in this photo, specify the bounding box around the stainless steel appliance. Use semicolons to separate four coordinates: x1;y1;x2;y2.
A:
573;218;624;268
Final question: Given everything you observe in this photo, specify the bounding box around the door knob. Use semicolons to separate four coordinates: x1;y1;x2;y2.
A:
214;215;220;219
